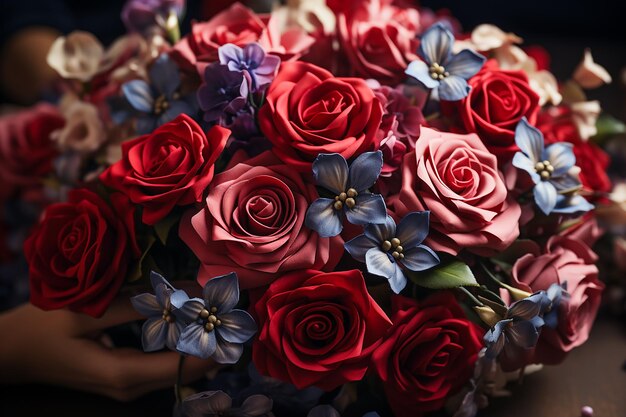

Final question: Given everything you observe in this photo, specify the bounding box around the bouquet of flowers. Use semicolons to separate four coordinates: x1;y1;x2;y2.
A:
0;0;618;416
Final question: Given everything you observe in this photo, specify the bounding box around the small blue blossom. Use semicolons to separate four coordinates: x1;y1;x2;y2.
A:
405;23;486;101
512;118;591;215
121;53;195;133
131;271;190;352
218;43;280;92
543;283;569;329
484;292;550;360
305;151;387;237
175;272;257;364
344;212;439;293
197;63;250;123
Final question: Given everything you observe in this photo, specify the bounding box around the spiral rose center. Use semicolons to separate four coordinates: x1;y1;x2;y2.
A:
429;63;449;81
198;306;222;332
535;160;554;180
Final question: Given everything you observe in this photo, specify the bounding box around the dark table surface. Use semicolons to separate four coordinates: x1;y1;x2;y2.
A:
1;314;624;417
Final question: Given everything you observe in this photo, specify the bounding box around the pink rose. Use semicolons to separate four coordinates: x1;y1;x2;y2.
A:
336;0;420;84
390;127;521;256
510;233;604;364
171;2;314;75
179;151;344;289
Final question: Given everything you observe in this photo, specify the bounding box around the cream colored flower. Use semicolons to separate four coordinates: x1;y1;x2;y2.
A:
52;94;106;154
570;100;601;140
573;48;612;89
471;24;522;51
273;0;336;35
47;31;105;82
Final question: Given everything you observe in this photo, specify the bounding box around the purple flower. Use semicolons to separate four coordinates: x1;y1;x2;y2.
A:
122;0;185;33
405;23;485;101
305;151;387;238
512;117;592;215
179;390;273;417
344;213;440;293
130;271;190;352
175;272;257;364
121;53;195;134
218;43;280;92
197;63;250;124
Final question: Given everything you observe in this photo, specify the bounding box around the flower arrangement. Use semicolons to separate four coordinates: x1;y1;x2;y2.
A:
1;0;620;416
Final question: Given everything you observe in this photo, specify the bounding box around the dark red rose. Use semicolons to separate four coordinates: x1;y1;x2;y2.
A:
100;114;229;225
537;106;611;198
0;104;64;200
372;293;484;417
252;269;391;391
445;60;540;164
24;189;139;317
258;61;383;172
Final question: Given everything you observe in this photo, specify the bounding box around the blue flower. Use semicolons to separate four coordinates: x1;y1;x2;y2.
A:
218;43;280;92
512;117;591;215
543;283;568;329
121;53;194;134
484;292;550;360
305;151;387;237
197;63;250;123
344;212;439;293
131;271;190;352
175;272;257;364
405;23;486;101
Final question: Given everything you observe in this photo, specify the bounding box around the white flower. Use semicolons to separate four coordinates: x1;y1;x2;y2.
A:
46;31;104;82
573;48;612;89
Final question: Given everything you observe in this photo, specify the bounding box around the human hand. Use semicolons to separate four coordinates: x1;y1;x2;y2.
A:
0;295;216;401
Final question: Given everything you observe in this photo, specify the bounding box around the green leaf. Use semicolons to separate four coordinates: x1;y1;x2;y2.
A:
407;261;478;289
154;215;179;245
592;114;626;142
127;234;156;282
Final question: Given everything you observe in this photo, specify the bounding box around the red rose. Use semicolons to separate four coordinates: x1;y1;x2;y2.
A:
537;106;611;198
447;60;540;164
336;0;420;84
171;2;314;75
390;127;521;256
100;115;229;225
24;189;138;317
0;104;64;199
510;234;604;364
179;151;344;289
259;61;383;171
252;269;391;391
372;293;484;417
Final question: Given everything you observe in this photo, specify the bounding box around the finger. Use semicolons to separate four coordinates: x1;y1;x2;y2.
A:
70;296;143;335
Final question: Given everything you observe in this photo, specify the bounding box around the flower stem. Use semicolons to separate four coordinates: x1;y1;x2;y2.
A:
175;354;185;404
458;286;484;307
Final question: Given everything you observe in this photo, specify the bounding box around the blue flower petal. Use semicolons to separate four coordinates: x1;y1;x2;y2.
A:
166;321;184;351
512;152;541;184
534;180;558;215
150;54;180;97
400;244;440;272
345;194;387;226
396;211;430;248
514;118;543;162
159;100;194;126
243;42;265;69
507;320;540;349
150;270;171;290
484;320;510;359
135;115;158;134
211;335;244;364
438;75;470;101
405;60;439;89
543;143;575;176
305;198;343;237
218;43;244;67
445;49;486;79
348;151;383;192
131;293;161;316
178;298;205;322
364;215;396;243
419;23;454;66
509;296;543;320
123;79;154;113
312;153;348;195
203;272;240;315
365;247;407;293
177;323;217;359
552;194;594;214
169;289;191;311
344;234;376;263
141;317;168;352
216;309;257;344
